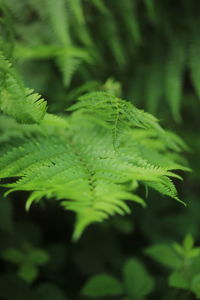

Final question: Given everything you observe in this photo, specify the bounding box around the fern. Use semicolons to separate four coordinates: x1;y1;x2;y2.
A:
164;35;186;122
0;53;47;124
56;54;81;87
0;82;188;240
7;0;90;87
67;92;162;147
42;0;71;46
0;3;191;240
145;55;163;114
3;0;200;118
144;0;157;23
116;1;141;45
67;0;92;47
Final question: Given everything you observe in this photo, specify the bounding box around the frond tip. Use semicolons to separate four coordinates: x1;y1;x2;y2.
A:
67;91;162;147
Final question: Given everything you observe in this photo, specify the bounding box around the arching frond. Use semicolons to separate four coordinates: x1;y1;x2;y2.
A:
0;92;188;240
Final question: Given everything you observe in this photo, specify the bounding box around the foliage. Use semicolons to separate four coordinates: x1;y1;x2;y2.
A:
0;1;199;299
146;235;200;299
0;57;189;239
82;258;154;299
1;0;200;120
0;54;47;123
2;244;49;283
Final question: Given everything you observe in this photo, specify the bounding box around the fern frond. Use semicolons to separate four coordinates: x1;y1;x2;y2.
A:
56;54;81;87
0;53;47;123
145;56;163;114
67;91;162;147
90;0;110;15
164;36;186;121
43;0;70;46
67;0;92;47
101;15;126;67
0;92;188;240
117;1;141;45
144;0;157;23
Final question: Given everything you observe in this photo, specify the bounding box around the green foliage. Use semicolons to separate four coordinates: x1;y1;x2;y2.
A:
0;274;67;300
82;258;154;299
67;91;162;147
82;274;124;297
144;244;181;269
164;36;186;121
0;1;199;299
0;53;47;123
2;244;50;283
1;0;199;119
0;69;189;239
146;235;200;299
123;258;154;298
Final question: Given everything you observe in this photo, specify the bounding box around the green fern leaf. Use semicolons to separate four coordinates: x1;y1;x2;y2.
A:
67;92;162;147
43;0;70;46
0;53;47;124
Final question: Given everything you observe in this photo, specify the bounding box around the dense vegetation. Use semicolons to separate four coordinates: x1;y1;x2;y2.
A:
0;0;200;299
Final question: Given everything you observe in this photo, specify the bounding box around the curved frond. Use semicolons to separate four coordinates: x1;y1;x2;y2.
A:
0;93;188;239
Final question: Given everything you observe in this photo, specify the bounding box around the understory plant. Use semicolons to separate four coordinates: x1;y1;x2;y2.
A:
0;53;189;240
0;1;200;299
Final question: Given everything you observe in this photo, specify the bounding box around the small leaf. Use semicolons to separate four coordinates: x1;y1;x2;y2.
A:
81;274;124;297
2;248;24;264
169;270;190;289
28;249;50;265
145;244;181;269
123;258;154;298
183;234;194;252
189;248;200;259
18;263;38;284
173;242;184;257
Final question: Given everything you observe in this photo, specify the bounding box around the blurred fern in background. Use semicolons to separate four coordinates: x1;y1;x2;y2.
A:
1;0;200;120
